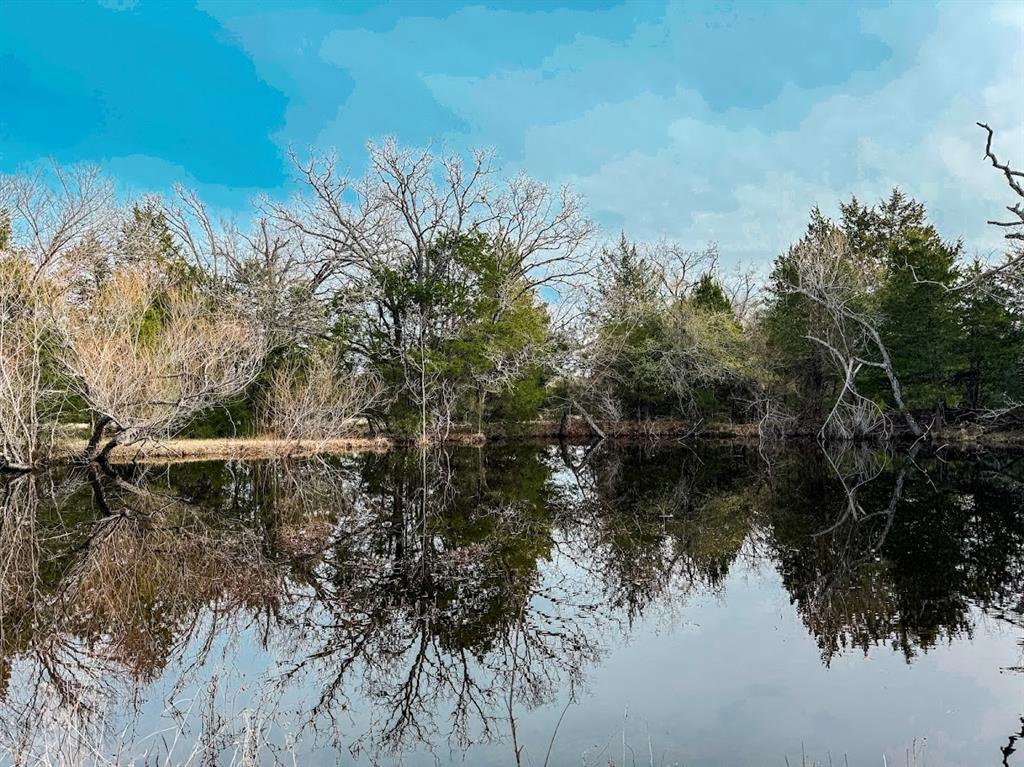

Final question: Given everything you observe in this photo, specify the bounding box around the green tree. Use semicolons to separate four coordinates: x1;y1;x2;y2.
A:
841;191;963;412
760;209;840;422
691;273;732;314
763;193;968;428
335;232;553;435
957;261;1024;410
584;237;758;422
588;235;675;418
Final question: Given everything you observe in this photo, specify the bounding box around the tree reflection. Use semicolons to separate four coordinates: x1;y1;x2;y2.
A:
268;447;602;759
562;443;761;619
765;444;1024;663
0;442;1020;763
0;467;281;760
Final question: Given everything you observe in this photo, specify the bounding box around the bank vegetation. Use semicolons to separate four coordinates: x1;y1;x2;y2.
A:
1;125;1022;471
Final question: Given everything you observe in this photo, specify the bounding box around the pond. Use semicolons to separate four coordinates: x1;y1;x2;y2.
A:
0;443;1021;766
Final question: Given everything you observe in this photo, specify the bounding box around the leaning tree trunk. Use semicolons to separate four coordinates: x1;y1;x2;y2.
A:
78;415;112;464
860;322;923;437
95;436;121;474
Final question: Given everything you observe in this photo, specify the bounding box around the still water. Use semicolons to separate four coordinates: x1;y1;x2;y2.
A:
0;443;1021;766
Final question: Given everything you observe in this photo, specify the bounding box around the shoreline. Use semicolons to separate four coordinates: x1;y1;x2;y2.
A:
43;419;1024;466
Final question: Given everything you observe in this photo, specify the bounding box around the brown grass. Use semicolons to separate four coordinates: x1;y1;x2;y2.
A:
56;436;395;464
50;420;1024;465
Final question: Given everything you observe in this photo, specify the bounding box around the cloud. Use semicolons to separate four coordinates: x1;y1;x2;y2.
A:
422;1;1024;264
5;0;1019;266
206;1;652;162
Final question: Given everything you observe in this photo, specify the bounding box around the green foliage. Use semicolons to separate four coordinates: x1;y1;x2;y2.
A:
866;218;963;410
957;261;1024;409
691;273;732;314
761;189;1021;427
336;231;554;433
761;248;833;420
591;237;675;417
120;203;204;287
585;237;759;421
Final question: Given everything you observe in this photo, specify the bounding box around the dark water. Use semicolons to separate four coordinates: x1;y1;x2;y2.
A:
0;443;1022;766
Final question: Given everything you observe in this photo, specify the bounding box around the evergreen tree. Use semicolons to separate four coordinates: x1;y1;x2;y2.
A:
760;209;840;421
841;191;962;412
957;261;1024;409
692;273;732;314
590;236;674;418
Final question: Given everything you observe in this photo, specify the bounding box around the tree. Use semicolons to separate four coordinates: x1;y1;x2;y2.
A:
957;261;1024;411
266;140;595;440
765;191;973;438
0;257;54;471
761;210;838;424
0;163;115;469
166;189;331;351
978;122;1023;248
438;234;553;429
0;163;114;293
580;235;670;420
692;273;733;315
773;220;921;439
576;236;759;424
266;349;382;446
59;268;265;464
844;193;963;413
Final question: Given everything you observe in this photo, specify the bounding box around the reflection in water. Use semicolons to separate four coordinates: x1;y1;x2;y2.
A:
0;443;1021;764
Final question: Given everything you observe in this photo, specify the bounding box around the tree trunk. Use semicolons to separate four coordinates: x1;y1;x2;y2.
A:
78;415;112;463
95;436;120;474
578;405;606;440
558;406;570;439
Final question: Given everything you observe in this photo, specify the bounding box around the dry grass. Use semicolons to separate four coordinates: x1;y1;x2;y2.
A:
55;436;395;464
49;420;1024;465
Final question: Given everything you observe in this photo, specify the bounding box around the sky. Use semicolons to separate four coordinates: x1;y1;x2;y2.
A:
1;0;1022;267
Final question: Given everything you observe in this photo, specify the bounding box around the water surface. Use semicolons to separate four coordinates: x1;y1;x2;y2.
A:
0;443;1021;766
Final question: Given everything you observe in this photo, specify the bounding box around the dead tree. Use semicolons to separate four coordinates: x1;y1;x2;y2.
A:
0;261;53;472
979;122;1024;244
784;227;923;439
0;164;115;470
165;189;333;350
0;163;115;292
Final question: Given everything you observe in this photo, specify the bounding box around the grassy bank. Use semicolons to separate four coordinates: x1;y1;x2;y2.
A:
54;436;395;464
48;417;1023;466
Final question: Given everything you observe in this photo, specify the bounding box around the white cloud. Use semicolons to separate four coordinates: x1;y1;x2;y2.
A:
427;1;1024;266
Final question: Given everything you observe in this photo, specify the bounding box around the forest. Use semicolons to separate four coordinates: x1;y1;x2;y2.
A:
0;124;1022;472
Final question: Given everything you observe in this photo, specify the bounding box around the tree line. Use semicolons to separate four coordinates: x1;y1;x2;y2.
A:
1;126;1021;470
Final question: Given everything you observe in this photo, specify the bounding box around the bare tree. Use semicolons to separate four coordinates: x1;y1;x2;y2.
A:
783;226;922;439
979;122;1024;245
269;141;595;297
0;259;56;471
165;188;333;349
0;163;115;292
721;262;765;324
266;350;384;447
266;140;596;440
58;268;265;464
0;164;117;470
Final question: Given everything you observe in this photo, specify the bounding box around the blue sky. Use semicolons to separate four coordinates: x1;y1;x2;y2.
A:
1;0;1021;265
